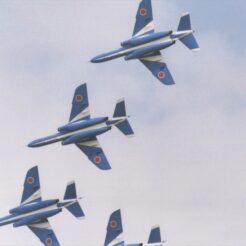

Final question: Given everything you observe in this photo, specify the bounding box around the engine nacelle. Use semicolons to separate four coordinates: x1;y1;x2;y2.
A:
62;126;111;145
13;209;61;227
10;199;59;215
125;41;175;60
58;117;108;133
121;31;172;47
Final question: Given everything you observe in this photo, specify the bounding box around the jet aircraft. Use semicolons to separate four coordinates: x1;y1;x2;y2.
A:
0;166;84;246
28;83;134;170
91;0;200;85
104;209;166;246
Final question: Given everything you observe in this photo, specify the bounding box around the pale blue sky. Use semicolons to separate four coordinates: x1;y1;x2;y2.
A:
0;1;245;246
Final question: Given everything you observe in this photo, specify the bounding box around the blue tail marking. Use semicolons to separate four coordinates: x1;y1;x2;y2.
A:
178;13;191;31
64;181;77;200
113;99;126;118
148;226;161;244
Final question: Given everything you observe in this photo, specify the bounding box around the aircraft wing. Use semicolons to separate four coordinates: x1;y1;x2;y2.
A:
21;166;42;205
75;137;111;170
133;0;154;37
28;219;60;246
69;83;90;122
140;51;175;85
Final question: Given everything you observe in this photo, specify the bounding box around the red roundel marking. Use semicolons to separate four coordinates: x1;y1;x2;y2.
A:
140;8;147;16
27;176;34;184
110;220;118;228
94;155;101;164
75;94;83;102
46;238;53;245
158;71;166;79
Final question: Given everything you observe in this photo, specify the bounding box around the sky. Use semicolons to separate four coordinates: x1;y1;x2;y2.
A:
0;0;245;245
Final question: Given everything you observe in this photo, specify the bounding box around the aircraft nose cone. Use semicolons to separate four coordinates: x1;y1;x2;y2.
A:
28;140;39;148
90;57;98;63
28;141;35;147
90;53;106;63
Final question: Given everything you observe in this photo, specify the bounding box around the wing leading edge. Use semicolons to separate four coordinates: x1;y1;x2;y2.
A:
133;0;154;37
140;51;175;85
69;83;90;122
76;137;111;170
21;166;42;205
28;219;60;246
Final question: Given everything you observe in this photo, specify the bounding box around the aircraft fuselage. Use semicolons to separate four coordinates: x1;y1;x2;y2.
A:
91;30;193;63
28;116;126;147
0;199;75;227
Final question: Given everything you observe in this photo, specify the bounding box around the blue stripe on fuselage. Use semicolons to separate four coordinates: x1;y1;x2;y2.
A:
29;117;126;148
10;199;59;215
91;47;129;63
28;132;63;147
121;31;172;47
91;33;174;63
13;209;61;227
0;200;64;227
106;119;122;126
0;214;18;226
91;30;194;64
29;123;108;147
58;117;108;133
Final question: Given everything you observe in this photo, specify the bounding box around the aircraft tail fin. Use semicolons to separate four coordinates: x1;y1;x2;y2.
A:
177;13;200;51
115;119;134;137
113;99;134;137
104;209;124;246
178;12;191;31
148;226;162;244
64;181;85;220
180;33;200;51
113;98;127;118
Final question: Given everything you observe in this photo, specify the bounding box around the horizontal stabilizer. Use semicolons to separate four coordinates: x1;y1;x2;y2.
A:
115;120;134;137
66;201;85;220
180;34;200;51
